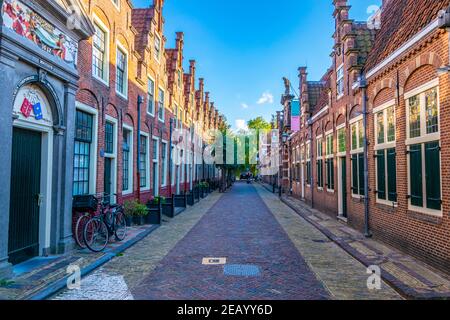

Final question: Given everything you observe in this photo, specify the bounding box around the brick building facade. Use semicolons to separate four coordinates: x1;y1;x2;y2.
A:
0;0;224;272
282;0;450;273
74;0;223;208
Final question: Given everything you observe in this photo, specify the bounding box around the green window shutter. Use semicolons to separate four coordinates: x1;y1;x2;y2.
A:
425;141;441;210
376;150;386;200
358;153;365;196
409;144;423;207
317;160;323;187
352;154;358;194
330;159;334;190
387;148;397;202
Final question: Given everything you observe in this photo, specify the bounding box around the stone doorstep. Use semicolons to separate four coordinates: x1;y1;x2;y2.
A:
0;224;160;300
278;193;450;300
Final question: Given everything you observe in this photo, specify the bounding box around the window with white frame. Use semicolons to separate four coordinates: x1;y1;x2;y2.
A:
92;20;109;83
147;78;155;115
122;126;133;194
325;133;334;191
350;117;364;197
374;103;397;204
306;142;311;186
337;126;346;153
316;136;323;189
336;64;344;97
111;0;120;10
152;138;159;195
154;34;161;61
158;88;165;122
73;110;94;196
406;81;441;213
139;134;149;189
116;45;128;97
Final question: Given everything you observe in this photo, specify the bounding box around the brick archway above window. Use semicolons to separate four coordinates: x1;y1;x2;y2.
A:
402;52;443;89
349;105;362;120
336;114;346;127
371;78;395;104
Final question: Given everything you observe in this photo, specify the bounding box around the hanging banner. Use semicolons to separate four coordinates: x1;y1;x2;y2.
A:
1;0;78;67
291;99;300;132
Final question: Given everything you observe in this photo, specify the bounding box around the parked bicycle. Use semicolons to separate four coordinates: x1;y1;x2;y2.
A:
82;193;127;252
73;194;101;249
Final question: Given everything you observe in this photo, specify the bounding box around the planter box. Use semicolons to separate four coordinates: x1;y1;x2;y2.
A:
186;192;194;206
173;194;187;208
193;187;200;202
133;216;144;226
125;216;133;226
161;198;175;218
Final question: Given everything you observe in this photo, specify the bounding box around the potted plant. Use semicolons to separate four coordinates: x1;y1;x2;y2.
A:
133;202;148;225
145;197;162;225
124;200;136;226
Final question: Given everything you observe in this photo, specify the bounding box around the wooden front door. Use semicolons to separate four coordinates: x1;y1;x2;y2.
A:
9;127;42;264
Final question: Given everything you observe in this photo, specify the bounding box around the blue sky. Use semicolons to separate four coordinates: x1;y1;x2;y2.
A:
132;0;381;129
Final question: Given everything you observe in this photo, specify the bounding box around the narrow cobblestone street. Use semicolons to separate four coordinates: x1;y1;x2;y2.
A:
51;184;401;300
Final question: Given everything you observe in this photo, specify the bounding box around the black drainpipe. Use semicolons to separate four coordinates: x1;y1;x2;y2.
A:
308;117;314;209
359;75;371;238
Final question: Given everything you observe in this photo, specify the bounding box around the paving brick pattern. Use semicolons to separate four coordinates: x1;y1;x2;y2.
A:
131;184;330;300
272;185;450;299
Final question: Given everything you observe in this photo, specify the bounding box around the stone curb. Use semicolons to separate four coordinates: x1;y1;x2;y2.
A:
271;190;450;300
27;224;160;300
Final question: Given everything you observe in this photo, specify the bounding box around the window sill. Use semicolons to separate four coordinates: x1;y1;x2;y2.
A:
122;190;133;196
407;210;442;225
326;189;335;194
337;215;348;223
116;91;128;101
407;206;442;218
93;75;110;88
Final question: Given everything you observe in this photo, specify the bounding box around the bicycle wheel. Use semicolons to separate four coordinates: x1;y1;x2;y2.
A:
83;218;109;252
114;211;127;241
74;213;90;248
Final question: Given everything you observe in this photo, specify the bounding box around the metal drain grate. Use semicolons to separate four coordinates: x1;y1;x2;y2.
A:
224;264;261;277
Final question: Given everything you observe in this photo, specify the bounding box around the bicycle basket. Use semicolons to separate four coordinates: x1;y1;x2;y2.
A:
73;195;98;211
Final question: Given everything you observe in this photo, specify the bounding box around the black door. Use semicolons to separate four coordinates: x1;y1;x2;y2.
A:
9;128;42;264
341;157;347;218
104;158;112;204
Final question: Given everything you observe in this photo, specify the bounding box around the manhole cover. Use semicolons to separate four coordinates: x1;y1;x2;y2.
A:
224;264;261;277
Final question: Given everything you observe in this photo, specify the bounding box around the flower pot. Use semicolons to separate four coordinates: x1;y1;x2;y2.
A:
133;216;144;225
145;210;161;225
125;216;133;226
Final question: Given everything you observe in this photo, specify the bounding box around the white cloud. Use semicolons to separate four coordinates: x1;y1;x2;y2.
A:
241;103;249;109
257;91;274;105
235;119;248;131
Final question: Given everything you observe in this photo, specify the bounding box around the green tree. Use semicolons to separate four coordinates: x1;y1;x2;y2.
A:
247;116;271;131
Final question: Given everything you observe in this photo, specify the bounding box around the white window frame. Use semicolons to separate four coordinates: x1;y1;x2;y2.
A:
139;131;150;191
306;141;311;187
405;78;442;216
349;115;363;154
111;0;120;11
122;124;134;195
373;99;396;151
92;14;110;86
115;41;128;99
147;75;155;116
405;78;440;145
336;63;344;99
158;86;165;123
104;115;118;204
325;130;334;193
316;135;323;191
75;102;98;195
154;34;161;62
336;123;346;157
161;140;168;187
372;100;397;206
